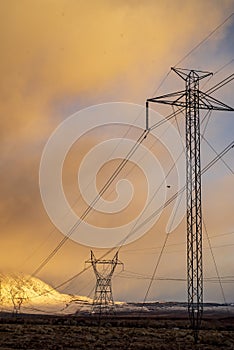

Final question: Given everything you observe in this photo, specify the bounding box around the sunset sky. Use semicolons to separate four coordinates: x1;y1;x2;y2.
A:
0;0;234;304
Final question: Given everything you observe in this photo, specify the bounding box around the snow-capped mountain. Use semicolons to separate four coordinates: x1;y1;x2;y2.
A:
0;273;92;314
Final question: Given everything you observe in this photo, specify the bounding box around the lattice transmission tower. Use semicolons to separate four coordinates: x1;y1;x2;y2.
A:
86;250;123;314
146;67;234;342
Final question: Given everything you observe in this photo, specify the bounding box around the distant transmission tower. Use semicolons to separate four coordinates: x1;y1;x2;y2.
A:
147;67;234;342
86;250;123;314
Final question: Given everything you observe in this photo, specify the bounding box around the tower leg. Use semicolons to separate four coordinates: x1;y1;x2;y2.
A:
186;71;203;342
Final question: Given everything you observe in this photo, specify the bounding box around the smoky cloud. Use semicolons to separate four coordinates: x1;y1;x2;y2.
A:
0;0;234;302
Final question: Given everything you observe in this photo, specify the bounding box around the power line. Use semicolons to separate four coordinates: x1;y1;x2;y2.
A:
31;101;191;277
152;70;171;96
117;139;233;257
122;139;233;245
150;106;184;131
207;72;234;94
116;123;187;252
116;273;234;284
202;141;234;174
201;134;233;174
203;220;228;303
31;130;148;277
174;13;234;66
171;104;233;176
121;230;234;254
201;110;212;136
202;220;231;317
214;58;234;75
126;233;169;350
21;108;148;269
201;58;234;90
143;235;169;304
129;242;234;256
47;141;234;293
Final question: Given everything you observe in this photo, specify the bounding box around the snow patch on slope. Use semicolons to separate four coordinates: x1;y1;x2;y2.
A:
0;273;92;314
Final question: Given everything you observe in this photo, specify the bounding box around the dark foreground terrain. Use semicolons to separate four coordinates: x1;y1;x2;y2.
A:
0;311;234;349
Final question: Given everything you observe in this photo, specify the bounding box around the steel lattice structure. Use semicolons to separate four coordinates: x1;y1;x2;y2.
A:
86;250;123;314
147;67;234;342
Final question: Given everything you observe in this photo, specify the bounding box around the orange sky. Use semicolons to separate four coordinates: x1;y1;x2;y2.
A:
0;0;234;303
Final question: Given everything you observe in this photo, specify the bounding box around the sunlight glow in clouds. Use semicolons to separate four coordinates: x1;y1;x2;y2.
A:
0;0;234;302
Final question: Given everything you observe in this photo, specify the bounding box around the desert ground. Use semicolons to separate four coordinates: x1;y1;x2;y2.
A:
0;311;234;350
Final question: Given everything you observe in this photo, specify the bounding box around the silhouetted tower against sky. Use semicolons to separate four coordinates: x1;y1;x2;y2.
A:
147;67;234;342
86;250;123;314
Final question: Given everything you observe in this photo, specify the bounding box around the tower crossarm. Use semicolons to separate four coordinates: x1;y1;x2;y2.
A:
147;90;186;107
198;91;234;111
147;90;234;112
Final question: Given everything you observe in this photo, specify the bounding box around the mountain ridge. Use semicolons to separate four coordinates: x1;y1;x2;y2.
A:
0;273;92;314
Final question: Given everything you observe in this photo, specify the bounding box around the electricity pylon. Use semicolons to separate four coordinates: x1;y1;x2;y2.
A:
146;67;234;342
86;250;123;314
